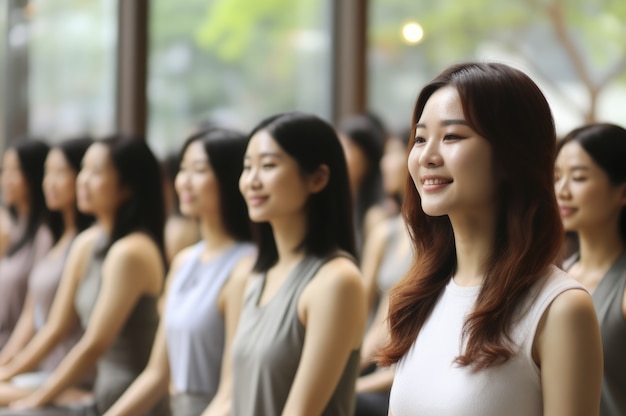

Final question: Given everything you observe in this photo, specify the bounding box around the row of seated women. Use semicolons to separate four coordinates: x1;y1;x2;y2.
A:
0;110;410;416
0;62;624;416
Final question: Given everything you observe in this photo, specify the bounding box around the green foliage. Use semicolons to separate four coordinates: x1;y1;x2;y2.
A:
367;0;626;127
150;0;212;46
196;0;317;62
369;0;626;72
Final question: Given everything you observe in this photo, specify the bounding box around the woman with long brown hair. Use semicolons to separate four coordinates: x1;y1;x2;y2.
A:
380;62;602;415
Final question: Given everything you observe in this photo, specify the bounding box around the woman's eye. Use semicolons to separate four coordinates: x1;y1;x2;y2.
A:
443;134;464;141
413;136;425;145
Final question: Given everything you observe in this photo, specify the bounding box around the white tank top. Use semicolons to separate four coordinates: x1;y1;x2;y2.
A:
390;266;583;416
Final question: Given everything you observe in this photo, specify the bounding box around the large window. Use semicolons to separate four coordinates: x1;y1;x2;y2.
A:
368;0;626;136
3;0;116;145
27;0;117;141
149;0;333;155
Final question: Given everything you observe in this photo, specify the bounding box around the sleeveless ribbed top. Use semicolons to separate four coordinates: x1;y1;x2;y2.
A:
29;237;83;372
565;251;626;416
232;252;360;416
0;223;52;347
74;246;165;415
165;242;254;398
390;266;584;416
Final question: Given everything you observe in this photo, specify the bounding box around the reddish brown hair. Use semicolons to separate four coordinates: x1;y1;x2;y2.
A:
378;62;563;369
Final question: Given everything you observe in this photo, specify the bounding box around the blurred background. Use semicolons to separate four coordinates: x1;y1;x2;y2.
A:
1;0;625;155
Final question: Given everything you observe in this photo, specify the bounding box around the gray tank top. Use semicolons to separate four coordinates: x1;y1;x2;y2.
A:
592;252;626;416
164;242;254;402
232;252;360;416
74;246;167;415
376;217;412;293
0;224;53;347
564;251;626;416
29;237;84;372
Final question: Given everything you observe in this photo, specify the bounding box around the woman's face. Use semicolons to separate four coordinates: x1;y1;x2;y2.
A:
1;149;30;208
76;143;129;217
555;141;626;233
43;148;78;212
381;137;408;196
240;130;317;223
175;139;220;219
407;86;496;218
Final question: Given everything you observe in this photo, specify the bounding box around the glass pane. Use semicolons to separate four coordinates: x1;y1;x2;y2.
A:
149;0;332;155
28;0;117;141
368;0;626;135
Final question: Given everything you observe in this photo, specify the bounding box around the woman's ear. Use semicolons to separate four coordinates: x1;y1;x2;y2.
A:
308;164;330;194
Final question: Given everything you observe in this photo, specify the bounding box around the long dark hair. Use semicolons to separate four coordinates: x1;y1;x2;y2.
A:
54;137;95;233
388;125;412;210
6;139;52;255
179;128;252;242
95;136;166;263
558;123;626;242
380;62;563;370
248;112;356;272
339;113;386;238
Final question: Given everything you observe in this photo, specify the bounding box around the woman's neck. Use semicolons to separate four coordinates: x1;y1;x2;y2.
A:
577;225;624;271
270;213;308;267
450;213;496;287
14;202;30;220
61;206;77;237
199;214;235;254
97;214;115;236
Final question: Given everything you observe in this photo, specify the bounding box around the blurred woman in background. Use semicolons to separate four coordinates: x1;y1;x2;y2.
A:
555;123;626;416
0;140;54;349
355;127;413;416
338;113;387;253
0;137;168;415
105;128;254;416
0;137;93;402
161;152;199;267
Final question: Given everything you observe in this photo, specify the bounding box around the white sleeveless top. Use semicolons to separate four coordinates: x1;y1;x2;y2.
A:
390;266;583;416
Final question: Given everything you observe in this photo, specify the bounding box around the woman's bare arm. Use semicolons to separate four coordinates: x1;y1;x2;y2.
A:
281;257;367;416
0;295;36;366
535;289;602;416
201;255;254;416
0;228;99;381
10;232;164;409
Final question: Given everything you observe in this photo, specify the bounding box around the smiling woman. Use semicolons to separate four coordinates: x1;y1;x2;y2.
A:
205;112;366;416
379;62;603;416
103;128;254;416
555;123;626;416
411;88;496;219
